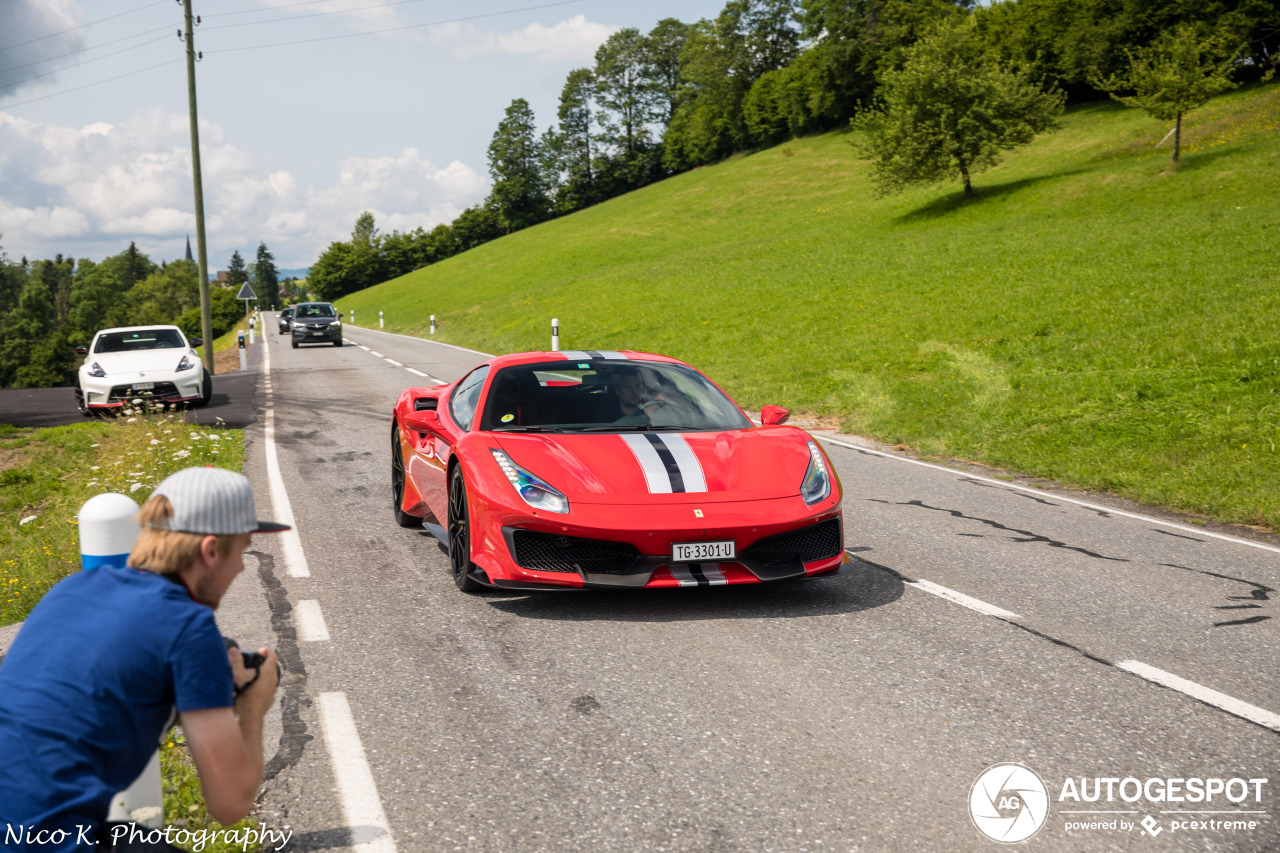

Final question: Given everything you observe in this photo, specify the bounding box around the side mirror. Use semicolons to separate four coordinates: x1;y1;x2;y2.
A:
190;338;203;347
338;312;344;318
760;405;790;426
404;410;440;432
75;346;88;356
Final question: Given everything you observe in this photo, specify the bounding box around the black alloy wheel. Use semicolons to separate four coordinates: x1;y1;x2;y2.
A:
447;466;482;592
390;424;422;528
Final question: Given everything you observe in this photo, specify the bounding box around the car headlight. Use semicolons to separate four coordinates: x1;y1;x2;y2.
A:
177;355;194;372
490;449;569;514
88;362;106;378
800;440;832;505
331;320;341;328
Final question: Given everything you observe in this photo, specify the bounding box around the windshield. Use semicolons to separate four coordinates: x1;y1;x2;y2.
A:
94;329;187;353
296;304;335;318
478;360;752;433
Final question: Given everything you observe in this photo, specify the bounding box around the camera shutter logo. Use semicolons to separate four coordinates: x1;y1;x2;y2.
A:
969;763;1050;843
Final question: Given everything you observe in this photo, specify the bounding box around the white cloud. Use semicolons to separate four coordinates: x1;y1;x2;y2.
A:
0;108;488;267
431;15;619;62
0;0;85;98
255;0;405;34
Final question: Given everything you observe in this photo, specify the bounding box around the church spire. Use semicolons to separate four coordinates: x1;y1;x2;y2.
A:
185;234;193;262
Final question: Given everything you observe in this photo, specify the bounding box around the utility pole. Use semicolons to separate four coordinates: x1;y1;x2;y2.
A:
181;0;214;373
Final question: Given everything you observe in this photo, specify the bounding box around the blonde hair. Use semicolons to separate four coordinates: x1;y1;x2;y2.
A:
128;494;237;575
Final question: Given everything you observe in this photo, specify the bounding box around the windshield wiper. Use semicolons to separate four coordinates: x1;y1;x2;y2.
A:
491;426;567;433
575;424;699;433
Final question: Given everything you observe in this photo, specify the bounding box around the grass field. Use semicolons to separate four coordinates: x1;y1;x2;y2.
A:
0;412;244;626
338;83;1280;530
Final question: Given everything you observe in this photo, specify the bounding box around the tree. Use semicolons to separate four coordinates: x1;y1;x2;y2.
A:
643;18;691;128
252;242;280;310
125;261;201;326
486;99;550;232
594;28;657;159
1093;23;1243;170
852;16;1064;198
225;250;249;291
547;68;597;214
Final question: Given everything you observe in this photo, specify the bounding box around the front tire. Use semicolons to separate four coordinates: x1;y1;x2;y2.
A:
291;338;299;349
75;384;90;417
192;372;212;408
391;424;422;529
447;466;482;592
333;337;342;347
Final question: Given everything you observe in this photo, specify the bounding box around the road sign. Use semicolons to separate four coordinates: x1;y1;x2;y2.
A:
236;283;257;300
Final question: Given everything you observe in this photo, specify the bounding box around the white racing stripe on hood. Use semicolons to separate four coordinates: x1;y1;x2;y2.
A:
619;433;708;494
620;433;671;493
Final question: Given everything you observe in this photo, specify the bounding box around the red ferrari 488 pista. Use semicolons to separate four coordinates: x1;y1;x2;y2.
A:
390;350;849;591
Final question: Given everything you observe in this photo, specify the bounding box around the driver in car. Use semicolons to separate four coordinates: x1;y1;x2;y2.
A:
598;367;654;425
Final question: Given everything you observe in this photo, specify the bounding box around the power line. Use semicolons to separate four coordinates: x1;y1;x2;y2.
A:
0;59;182;110
205;0;432;20
209;0;586;51
0;0;170;55
0;34;171;85
204;0;441;30
0;26;172;76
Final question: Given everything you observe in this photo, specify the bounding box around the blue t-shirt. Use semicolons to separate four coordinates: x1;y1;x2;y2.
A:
0;565;233;850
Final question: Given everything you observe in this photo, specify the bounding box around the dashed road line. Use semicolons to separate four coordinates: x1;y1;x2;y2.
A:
1117;661;1280;733
384;358;402;367
318;692;397;852
906;578;1021;620
369;351;384;358
295;600;330;642
853;549;1280;734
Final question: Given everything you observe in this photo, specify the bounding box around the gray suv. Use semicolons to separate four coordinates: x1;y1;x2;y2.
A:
290;302;343;348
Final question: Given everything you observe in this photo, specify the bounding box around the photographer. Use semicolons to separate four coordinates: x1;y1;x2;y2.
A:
0;467;286;850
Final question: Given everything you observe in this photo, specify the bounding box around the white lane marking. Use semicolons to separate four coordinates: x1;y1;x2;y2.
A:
317;692;397;852
405;368;443;383
261;340;311;578
295;600;330;642
369;351;384;358
384;358;403;367
1117;661;1280;732
350;324;490;357
359;345;370;351
818;436;1280;557
906;578;1021;621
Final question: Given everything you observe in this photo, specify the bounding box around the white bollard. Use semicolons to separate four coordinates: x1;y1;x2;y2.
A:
380;311;384;329
352;311;355;325
79;493;163;828
430;315;436;335
79;493;139;570
551;318;559;352
238;331;247;371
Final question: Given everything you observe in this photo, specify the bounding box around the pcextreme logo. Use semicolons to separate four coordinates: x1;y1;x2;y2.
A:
969;763;1050;844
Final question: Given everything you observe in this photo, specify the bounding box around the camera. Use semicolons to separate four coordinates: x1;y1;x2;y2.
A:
222;637;281;698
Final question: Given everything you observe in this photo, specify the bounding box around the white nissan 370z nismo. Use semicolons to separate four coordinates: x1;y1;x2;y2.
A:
74;325;211;415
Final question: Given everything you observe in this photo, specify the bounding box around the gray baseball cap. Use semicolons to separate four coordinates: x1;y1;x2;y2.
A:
151;467;289;535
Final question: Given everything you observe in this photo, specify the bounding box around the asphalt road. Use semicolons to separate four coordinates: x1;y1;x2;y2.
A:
23;319;1280;851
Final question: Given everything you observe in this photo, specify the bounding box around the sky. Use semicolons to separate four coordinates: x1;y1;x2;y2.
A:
0;0;725;270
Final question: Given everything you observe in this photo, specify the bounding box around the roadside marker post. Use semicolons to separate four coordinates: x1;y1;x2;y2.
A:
380;311;384;329
430;315;436;335
239;331;247;371
552;318;559;352
78;493;164;828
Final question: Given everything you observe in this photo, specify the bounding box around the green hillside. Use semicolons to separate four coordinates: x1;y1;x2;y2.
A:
339;83;1280;529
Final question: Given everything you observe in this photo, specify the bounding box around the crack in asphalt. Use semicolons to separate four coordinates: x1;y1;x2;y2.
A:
251;549;314;782
1162;562;1274;628
869;498;1130;562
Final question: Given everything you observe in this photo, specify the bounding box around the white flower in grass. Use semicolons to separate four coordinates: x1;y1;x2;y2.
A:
130;483;145;493
150;440;161;446
90;443;100;448
127;418;137;424
169;438;177;442
210;449;219;454
19;516;38;526
91;466;100;471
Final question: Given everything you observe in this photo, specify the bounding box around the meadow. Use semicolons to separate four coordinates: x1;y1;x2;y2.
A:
337;82;1280;530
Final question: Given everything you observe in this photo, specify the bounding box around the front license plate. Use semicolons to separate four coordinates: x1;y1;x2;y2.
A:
312;331;325;336
672;540;735;563
132;382;155;391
